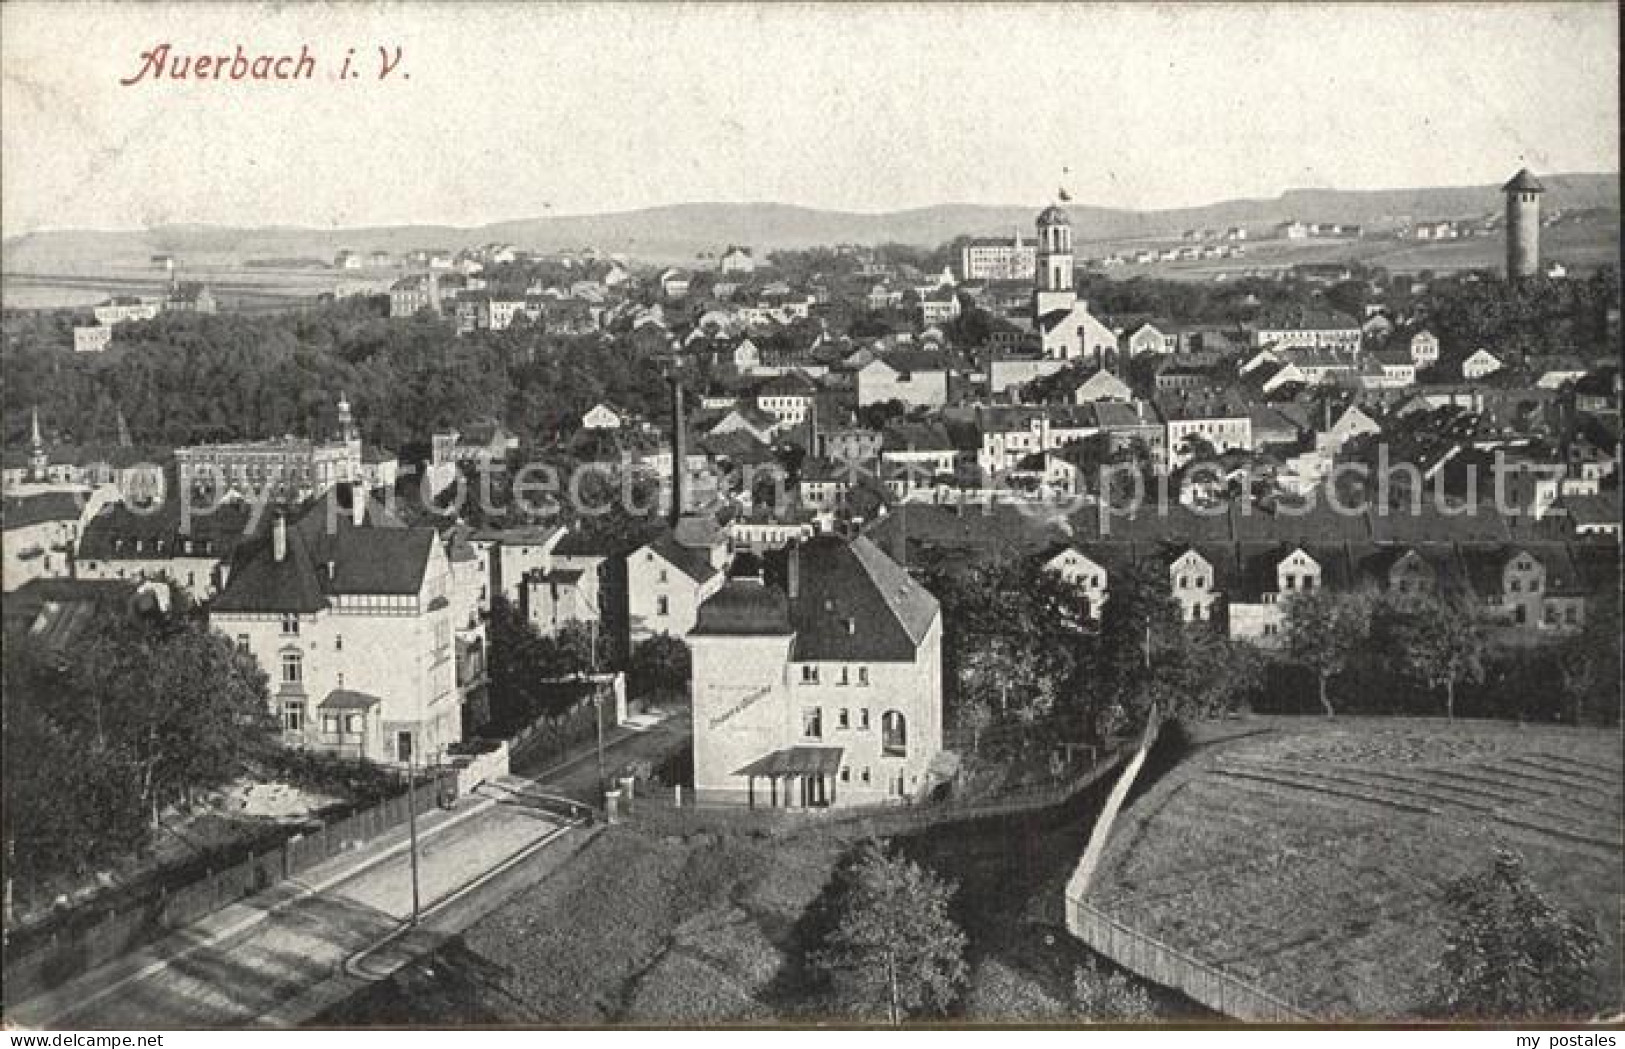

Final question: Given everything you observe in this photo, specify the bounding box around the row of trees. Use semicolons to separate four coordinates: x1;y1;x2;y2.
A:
920;554;1264;749
1281;585;1620;724
3;297;674;457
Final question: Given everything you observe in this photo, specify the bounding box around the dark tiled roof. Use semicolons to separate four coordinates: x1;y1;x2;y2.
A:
211;521;329;614
1501;168;1545;193
2;491;86;530
787;536;937;662
646;532;719;584
693;577;793;635
212;498;432;613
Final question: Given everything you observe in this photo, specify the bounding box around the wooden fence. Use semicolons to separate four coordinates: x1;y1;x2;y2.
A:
629;744;1130;838
1060;706;1313;1022
1066;895;1312;1022
2;778;444;1007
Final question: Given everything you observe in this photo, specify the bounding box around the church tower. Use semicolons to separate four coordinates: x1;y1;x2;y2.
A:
1502;168;1545;281
335;392;363;485
28;407;48;481
1034;203;1076;317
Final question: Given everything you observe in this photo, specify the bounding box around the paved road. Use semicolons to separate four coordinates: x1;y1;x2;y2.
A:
5;714;689;1030
512;709;691;805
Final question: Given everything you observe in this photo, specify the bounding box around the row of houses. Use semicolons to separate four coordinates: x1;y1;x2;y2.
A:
1040;536;1613;642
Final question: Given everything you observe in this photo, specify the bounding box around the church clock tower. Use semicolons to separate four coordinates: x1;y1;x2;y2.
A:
1034;203;1077;317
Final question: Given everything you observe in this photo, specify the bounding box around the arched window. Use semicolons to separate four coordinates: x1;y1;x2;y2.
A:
881;711;907;756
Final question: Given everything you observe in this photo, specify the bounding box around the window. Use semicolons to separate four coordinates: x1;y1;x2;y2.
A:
1530;578;1540;593
840;767;850;783
1179;575;1189;589
1303;577;1316;592
281;613;300;636
861;768;871;784
801;665;820;684
838;708;850;730
881;711;907;756
859;708;870;730
1565;606;1579;624
236;634;250;652
802;708;823;740
1283;575;1296;591
838;666;849;686
658;568;668;583
656;595;669;616
322;714;340;734
1545;606;1559;625
335;635;344;651
284;701;304;732
280;651;303;685
857;667;869;687
1510;579;1521;593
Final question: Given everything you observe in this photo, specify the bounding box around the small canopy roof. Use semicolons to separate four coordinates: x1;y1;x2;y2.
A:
320;688;384;711
735;746;844;778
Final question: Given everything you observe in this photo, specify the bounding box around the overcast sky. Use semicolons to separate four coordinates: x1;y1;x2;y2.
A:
1;1;1617;236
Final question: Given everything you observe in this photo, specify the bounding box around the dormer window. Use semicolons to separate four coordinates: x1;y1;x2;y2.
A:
281;613;300;636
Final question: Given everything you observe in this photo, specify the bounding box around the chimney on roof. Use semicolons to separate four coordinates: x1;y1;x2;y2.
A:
272;513;287;563
787;541;800;599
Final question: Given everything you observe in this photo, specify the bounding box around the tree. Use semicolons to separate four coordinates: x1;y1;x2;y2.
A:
628;633;691;701
1284;589;1373;716
2;607;275;879
485;596;553;730
1072;957;1157;1022
1396;594;1486;719
811;841;969;1023
1431;847;1601;1019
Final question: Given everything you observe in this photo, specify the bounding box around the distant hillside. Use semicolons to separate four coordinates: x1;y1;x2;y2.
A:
3;174;1616;271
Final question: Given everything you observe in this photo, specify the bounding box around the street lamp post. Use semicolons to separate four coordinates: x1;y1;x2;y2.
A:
407;744;422;926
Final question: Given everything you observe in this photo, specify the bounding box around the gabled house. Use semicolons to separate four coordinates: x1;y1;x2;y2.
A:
689;536;943;808
1462;348;1504;380
210;497;465;765
857;351;950;410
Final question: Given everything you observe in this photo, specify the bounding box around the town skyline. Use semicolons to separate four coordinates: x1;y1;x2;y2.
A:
2;2;1617;238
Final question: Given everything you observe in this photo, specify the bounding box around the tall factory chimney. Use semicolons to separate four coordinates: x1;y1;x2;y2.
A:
670;380;688;526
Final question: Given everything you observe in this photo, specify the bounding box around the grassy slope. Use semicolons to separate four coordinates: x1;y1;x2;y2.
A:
1090;716;1624;1018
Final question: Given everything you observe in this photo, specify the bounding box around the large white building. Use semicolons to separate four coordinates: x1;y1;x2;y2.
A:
209;497;466;766
689;536;943;809
176;396;363;500
960;231;1037;281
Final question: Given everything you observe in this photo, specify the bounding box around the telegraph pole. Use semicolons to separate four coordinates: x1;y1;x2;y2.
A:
407;744;422;926
590;620;607;791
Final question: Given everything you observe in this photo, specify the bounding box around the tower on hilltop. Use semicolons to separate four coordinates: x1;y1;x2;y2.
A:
1502;168;1545;280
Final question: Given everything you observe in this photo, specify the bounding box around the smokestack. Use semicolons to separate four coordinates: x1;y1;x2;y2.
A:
809;396;820;460
788;542;800;599
272;513;287;562
670;381;688;526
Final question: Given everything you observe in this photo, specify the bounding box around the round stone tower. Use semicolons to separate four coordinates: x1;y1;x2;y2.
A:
1502;168;1545;280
